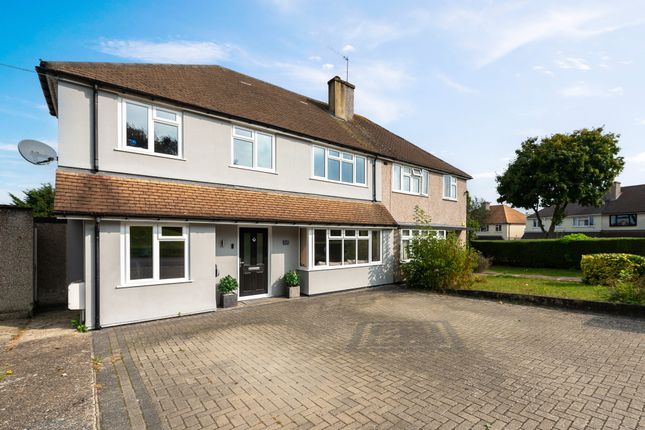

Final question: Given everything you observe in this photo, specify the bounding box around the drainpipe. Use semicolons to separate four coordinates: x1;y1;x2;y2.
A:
94;218;101;330
92;84;99;172
372;157;377;202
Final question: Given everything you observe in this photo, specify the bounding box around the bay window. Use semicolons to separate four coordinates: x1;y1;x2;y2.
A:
232;126;275;171
312;146;367;185
443;175;457;200
122;99;182;157
310;228;382;268
124;224;188;286
392;163;429;196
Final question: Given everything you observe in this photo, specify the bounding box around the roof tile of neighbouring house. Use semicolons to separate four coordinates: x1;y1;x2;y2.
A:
53;170;398;226
37;61;470;179
527;184;645;218
485;205;526;225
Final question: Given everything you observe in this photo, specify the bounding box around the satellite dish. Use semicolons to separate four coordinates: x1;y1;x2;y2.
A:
17;139;58;165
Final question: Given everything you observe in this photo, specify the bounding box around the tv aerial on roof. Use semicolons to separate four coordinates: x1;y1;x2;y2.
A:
17;139;58;165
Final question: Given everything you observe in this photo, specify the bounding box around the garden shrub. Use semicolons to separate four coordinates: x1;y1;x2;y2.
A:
581;254;645;286
560;233;590;242
218;275;238;294
471;238;645;269
475;252;492;273
283;270;300;287
608;274;645;305
402;232;478;291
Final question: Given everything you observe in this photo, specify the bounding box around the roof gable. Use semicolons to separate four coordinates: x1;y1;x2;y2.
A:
37;61;470;179
486;205;526;224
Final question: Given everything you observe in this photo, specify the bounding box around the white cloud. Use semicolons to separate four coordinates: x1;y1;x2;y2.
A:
0;143;17;151
555;56;591;70
436;72;478;94
560;81;624;97
473;171;496;179
532;65;554;76
308;55;321;61
437;2;645;67
322;63;334;70
98;39;232;63
341;44;355;53
268;0;301;12
626;151;645;171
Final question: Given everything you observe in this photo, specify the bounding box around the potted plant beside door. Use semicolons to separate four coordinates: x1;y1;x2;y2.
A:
218;275;238;308
283;270;301;298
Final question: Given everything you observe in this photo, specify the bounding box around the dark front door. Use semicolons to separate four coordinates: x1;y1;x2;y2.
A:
239;228;268;297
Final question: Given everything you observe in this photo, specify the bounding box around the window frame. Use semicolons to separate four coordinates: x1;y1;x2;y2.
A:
307;228;382;269
400;228;447;262
391;163;429;196
609;213;637;227
572;216;595;227
230;126;276;173
495;224;502;232
443;175;457;200
119;98;183;159
311;145;368;187
121;223;190;288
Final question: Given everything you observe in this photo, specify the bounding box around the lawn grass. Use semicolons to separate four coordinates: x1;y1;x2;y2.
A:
467;275;610;302
488;265;582;278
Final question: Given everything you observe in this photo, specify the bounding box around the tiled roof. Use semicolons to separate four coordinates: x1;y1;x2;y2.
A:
37;61;470;179
527;185;645;218
54;171;398;226
485;205;526;225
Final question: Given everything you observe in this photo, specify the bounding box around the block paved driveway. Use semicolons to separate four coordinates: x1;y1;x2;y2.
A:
94;287;645;429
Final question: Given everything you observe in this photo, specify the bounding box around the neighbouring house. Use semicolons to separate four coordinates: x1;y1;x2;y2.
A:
37;61;470;328
524;182;645;238
475;203;526;240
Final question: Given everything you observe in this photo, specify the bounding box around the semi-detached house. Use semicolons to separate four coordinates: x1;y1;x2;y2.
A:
37;61;471;328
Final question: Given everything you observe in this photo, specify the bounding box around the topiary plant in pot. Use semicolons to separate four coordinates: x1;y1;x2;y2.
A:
218;275;238;308
283;270;301;298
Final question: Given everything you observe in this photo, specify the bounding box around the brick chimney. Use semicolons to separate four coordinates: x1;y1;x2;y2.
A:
607;181;621;201
328;76;354;120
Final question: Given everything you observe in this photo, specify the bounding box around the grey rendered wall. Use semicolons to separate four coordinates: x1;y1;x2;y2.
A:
34;220;68;307
82;221;217;328
270;226;299;296
300;230;394;295
57;81;382;201
215;224;238;286
0;207;33;318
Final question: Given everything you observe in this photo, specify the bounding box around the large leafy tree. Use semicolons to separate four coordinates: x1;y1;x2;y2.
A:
496;127;624;237
9;183;55;218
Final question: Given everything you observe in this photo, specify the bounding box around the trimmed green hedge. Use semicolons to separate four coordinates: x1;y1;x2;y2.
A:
581;254;645;285
471;238;645;269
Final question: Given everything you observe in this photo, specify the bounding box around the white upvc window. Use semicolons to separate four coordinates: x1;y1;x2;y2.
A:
532;219;539;228
495;224;502;232
231;126;275;172
121;99;183;158
312;146;367;186
400;228;446;261
392;163;429;196
443;175;457;200
480;225;489;232
572;216;594;227
122;224;189;287
310;228;381;268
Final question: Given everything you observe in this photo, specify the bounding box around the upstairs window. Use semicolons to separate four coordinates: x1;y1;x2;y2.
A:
122;100;182;157
232;126;275;171
443;175;457;200
312;146;366;185
609;214;637;227
392;164;429;196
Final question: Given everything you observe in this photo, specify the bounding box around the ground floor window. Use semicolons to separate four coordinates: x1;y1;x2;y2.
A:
609;213;637;227
401;229;446;261
124;224;188;285
309;228;382;268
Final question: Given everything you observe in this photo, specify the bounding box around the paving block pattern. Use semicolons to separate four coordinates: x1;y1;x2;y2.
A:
98;288;645;429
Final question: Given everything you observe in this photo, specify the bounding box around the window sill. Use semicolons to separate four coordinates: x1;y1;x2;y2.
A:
309;176;368;188
115;148;186;161
229;164;278;175
392;190;428;197
302;261;382;271
442;197;458;202
117;279;193;289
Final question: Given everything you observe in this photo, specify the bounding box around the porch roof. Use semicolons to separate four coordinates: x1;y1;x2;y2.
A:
54;170;398;227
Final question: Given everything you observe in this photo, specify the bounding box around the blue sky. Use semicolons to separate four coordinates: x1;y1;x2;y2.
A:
1;0;644;204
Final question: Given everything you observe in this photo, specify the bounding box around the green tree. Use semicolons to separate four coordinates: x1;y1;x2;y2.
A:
9;183;55;217
496;127;624;237
467;194;489;241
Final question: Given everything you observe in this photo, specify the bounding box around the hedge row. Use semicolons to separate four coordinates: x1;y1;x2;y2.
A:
471;238;645;269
